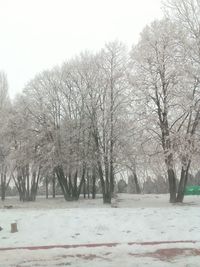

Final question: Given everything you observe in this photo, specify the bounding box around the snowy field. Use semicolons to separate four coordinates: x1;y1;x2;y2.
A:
0;194;200;266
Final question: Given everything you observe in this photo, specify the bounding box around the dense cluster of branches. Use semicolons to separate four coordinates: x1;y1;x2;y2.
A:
1;0;200;203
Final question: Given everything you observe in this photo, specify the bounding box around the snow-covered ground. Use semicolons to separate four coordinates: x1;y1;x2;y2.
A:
0;194;200;266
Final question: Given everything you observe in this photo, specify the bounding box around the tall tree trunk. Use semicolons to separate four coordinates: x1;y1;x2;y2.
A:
1;187;5;201
52;172;56;198
68;172;73;199
133;173;141;194
72;171;78;200
97;159;110;203
167;169;177;203
110;161;114;195
1;174;5;201
26;164;30;201
103;191;111;204
92;167;96;199
78;166;86;199
55;165;70;201
45;177;49;199
87;173;90;199
176;162;191;203
83;178;86;199
93;130;111;204
1;173;5;201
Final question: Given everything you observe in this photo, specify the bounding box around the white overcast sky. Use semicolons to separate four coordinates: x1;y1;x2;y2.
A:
0;0;162;98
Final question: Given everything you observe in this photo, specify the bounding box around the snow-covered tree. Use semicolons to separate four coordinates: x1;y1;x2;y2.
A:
0;71;11;200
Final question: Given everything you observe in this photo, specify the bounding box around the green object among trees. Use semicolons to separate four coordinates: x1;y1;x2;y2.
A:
184;186;200;195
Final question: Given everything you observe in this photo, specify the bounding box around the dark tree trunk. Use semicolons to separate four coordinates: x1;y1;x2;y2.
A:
78;175;85;198
133;173;141;194
1;184;5;201
176;162;191;203
1;174;5;201
92;167;96;199
1;168;11;201
87;177;90;199
55;165;70;201
45;177;49;199
167;169;177;203
30;171;36;201
103;192;111;204
93;130;112;204
77;166;86;199
55;165;86;201
110;162;114;195
96;157;106;199
26;164;30;200
33;168;40;201
16;165;37;202
1;187;5;201
68;172;73;198
52;172;56;198
72;171;78;200
83;178;86;199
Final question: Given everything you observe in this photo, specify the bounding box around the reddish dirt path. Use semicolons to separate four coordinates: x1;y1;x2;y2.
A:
129;247;200;261
54;248;200;262
0;240;197;251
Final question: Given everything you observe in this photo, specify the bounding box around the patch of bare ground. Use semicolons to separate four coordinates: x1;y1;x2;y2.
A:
129;248;200;262
59;252;111;261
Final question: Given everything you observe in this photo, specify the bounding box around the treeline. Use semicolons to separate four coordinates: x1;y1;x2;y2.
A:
1;0;200;203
